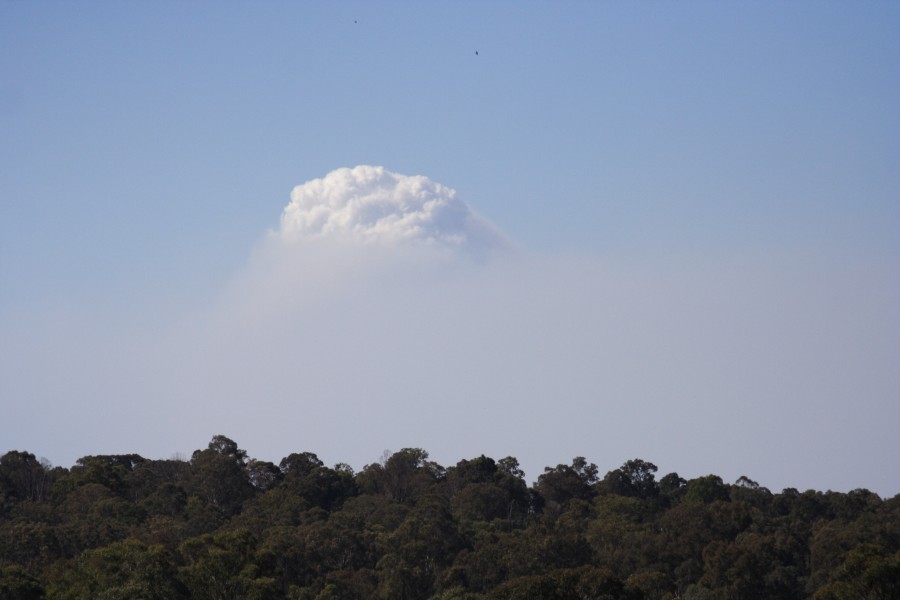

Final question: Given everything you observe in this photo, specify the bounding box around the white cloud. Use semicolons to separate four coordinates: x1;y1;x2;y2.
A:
277;165;510;258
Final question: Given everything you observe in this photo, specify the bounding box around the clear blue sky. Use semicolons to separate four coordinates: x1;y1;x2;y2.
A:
2;2;898;494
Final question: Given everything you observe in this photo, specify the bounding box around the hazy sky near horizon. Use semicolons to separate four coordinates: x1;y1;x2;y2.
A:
1;2;898;495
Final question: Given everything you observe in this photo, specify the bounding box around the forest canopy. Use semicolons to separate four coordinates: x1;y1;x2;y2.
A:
1;435;897;599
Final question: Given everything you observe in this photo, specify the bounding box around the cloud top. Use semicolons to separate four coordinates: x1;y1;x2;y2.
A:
278;166;508;256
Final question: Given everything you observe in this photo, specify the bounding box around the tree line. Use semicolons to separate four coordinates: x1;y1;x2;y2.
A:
1;435;897;599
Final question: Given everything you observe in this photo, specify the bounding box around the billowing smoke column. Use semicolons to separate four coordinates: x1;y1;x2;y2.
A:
278;166;508;257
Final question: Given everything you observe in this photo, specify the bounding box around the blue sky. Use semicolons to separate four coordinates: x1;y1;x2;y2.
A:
1;2;898;494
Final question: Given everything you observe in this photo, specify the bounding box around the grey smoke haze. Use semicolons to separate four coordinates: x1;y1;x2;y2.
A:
1;167;898;495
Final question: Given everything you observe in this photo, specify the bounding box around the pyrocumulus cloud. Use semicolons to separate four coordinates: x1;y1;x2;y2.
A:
278;165;509;257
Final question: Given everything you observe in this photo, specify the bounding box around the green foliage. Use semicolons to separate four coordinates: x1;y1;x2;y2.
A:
379;448;445;504
448;455;530;525
0;436;897;599
0;565;44;600
188;435;254;515
0;451;54;508
811;544;900;599
279;455;357;512
428;586;483;600
599;459;660;501
684;475;729;505
67;455;146;498
535;457;598;511
178;529;277;600
45;538;187;600
486;566;637;600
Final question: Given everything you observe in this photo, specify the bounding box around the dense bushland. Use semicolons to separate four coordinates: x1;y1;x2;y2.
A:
1;435;897;599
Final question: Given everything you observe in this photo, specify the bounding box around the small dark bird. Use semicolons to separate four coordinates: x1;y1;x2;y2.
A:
475;50;479;55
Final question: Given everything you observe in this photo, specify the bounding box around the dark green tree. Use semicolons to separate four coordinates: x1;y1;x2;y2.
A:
684;475;729;505
46;539;187;600
0;451;53;508
600;459;660;500
535;457;598;511
359;449;444;504
447;456;530;525
178;529;277;600
188;436;253;515
812;544;900;599
279;453;357;512
0;565;44;600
